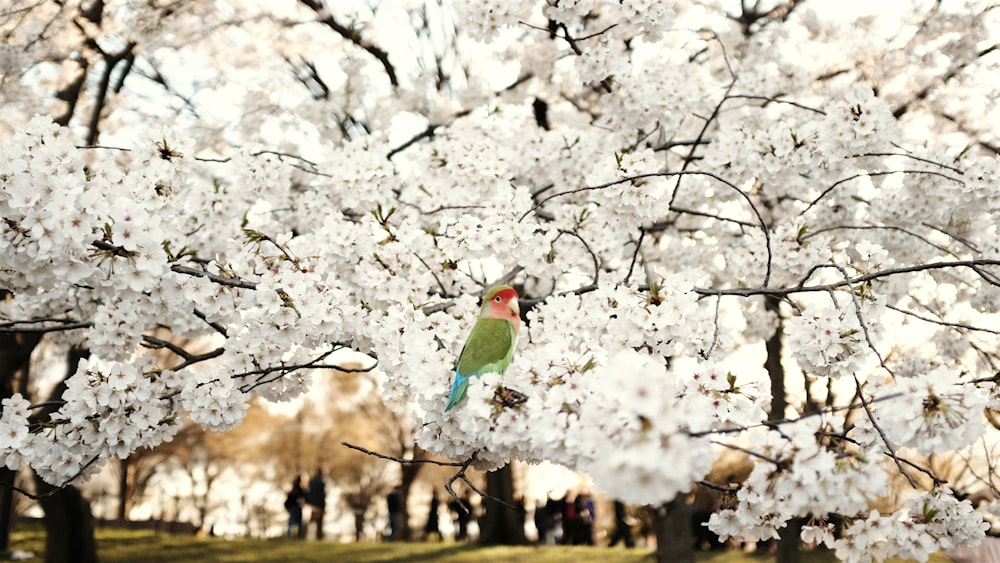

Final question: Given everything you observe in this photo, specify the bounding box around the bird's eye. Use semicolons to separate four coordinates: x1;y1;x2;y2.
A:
494;296;502;302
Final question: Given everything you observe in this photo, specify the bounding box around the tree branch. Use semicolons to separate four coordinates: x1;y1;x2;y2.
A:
298;0;398;87
802;169;965;214
341;442;505;514
521;170;773;287
0;319;93;334
169;264;258;290
694;259;1000;298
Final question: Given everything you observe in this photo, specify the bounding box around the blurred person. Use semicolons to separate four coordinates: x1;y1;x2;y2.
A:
387;485;403;541
575;494;595;545
534;497;555;545
424;492;441;541
284;476;306;539
608;500;635;548
305;467;326;540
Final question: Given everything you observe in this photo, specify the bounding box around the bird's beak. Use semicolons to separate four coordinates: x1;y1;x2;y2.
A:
510;299;520;316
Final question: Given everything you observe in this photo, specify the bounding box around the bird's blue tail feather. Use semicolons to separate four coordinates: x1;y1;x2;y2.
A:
444;371;469;412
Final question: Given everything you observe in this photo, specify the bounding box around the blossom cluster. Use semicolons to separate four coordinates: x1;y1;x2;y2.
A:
2;1;1000;560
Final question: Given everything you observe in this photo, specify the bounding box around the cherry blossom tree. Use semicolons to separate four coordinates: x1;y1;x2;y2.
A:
2;1;1000;562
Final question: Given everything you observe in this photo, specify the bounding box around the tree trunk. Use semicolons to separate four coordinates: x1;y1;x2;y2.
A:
354;509;365;541
397;479;413;540
0;469;14;557
764;296;786;421
0;309;42;555
478;465;526;545
777;516;804;563
117;457;130;520
397;445;428;541
29;347;97;563
34;476;97;563
764;297;801;563
654;496;694;563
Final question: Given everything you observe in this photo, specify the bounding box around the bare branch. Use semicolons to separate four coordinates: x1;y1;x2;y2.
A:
886;303;1000;336
623;227;645;285
685;391;904;438
695;259;1000;298
554;229;600;286
854;375;917;488
802;224;957;257
341;441;463;467
849;152;964;175
521;170;773;287
386;73;532;160
193;308;228;337
727;94;826;115
298;0;398;87
0;318;92;333
169;264;257;290
168;347;225;373
803;169;965;214
341;442;508;514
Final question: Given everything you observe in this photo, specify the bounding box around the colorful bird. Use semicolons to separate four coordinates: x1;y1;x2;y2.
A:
444;285;521;412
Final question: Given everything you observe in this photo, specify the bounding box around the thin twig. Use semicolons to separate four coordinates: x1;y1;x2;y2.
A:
623;227;645;285
849;152;964;175
853;375;917;488
802;169;965;214
694;259;1000;298
0;319;92;333
885;303;1000;335
685;391;904;438
342;442;512;514
341;441;464;467
555;229;599;286
519;169;772;287
170;264;257;290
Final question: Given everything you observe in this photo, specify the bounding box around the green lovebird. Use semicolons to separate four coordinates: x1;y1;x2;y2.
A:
444;285;521;412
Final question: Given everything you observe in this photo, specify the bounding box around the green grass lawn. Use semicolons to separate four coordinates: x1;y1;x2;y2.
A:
6;526;954;562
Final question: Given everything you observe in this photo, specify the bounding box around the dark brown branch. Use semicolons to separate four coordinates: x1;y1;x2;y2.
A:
853;376;917;488
386;73;531;160
832;263;892;376
802;224;956;257
849;152;964;175
893;42;999;119
299;0;398;87
623;227;645;285
694;259;1000;298
85;41;137;146
236;346;374;393
685;392;904;438
340;441;502;514
727;94;826;115
0;454;104;500
140;335;193;359
0;319;93;333
387;123;440;160
341;441;463;467
885;303;1000;336
554;229;600;286
193;308;228;337
802;169;965;214
169;264;257;290
522;170;773;287
53;59;89;127
666;205;757;228
697;480;738;493
168;347;225;373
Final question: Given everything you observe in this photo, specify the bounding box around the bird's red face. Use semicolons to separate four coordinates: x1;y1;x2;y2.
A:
486;287;520;321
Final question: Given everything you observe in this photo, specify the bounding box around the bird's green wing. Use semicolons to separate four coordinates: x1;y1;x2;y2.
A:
456;318;515;377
